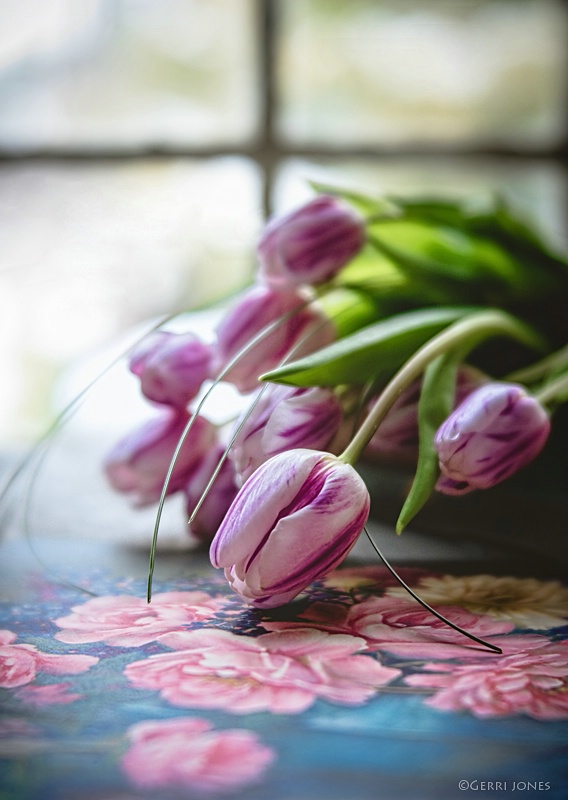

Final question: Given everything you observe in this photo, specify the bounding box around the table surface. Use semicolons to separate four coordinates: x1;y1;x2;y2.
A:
0;532;567;800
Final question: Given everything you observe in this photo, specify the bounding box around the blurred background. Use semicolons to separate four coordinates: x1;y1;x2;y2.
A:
0;0;567;546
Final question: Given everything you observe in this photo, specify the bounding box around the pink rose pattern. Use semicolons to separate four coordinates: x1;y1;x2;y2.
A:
122;717;275;793
54;591;229;646
0;629;98;689
125;627;401;713
1;565;567;795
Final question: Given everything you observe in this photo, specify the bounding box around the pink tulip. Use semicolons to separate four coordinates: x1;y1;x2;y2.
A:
129;331;213;408
213;284;336;393
210;449;370;608
258;195;365;288
230;383;344;483
104;409;217;506
185;444;239;542
435;383;551;495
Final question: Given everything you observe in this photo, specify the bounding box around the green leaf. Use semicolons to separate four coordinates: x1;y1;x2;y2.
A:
308;181;400;217
369;222;524;290
262;306;475;387
317;287;382;338
387;192;568;290
395;353;461;534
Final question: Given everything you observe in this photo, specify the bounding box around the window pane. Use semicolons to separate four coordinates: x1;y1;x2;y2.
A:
277;0;568;148
274;157;567;249
0;158;262;445
0;0;259;151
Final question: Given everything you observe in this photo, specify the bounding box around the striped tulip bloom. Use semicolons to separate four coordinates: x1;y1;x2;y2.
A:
230;383;344;483
434;383;550;496
213;285;335;393
129;331;213;409
185;445;239;543
258;195;365;288
104;410;217;507
210;449;370;608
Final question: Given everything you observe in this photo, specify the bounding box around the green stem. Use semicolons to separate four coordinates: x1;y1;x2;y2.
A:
507;342;568;384
339;310;542;466
534;371;568;406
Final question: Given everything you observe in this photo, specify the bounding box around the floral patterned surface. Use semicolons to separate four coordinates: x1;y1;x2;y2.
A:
1;543;567;800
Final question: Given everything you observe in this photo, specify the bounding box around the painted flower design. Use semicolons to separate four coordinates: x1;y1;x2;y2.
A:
262;596;547;660
125;627;400;714
386;574;568;630
406;642;568;719
15;683;82;707
0;629;98;690
54;591;228;647
322;565;434;592
122;717;275;794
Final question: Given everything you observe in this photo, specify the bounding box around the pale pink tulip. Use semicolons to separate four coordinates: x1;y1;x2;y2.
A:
435;383;550;495
258;195;365;288
104;409;217;506
210;449;370;607
129;330;213;408
230;383;343;483
213;284;336;393
185;445;239;542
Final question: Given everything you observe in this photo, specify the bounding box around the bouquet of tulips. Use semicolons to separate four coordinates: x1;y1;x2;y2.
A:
104;186;568;612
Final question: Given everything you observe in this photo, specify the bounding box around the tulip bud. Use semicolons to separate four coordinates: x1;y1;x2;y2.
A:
231;383;344;483
185;444;239;543
366;366;487;462
258;195;365;288
210;449;370;608
213;285;336;393
129;331;213;409
434;383;551;495
104;410;217;506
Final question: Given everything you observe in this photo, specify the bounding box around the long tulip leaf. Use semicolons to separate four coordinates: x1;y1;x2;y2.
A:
262;306;476;387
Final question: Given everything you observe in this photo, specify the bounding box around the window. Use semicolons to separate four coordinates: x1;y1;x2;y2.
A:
1;0;567;447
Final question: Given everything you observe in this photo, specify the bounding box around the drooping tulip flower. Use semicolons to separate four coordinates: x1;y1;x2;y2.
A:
104;409;217;506
185;444;239;543
434;383;551;496
258;195;366;288
210;449;370;608
365;366;487;462
213;284;336;393
129;331;214;409
230;383;344;483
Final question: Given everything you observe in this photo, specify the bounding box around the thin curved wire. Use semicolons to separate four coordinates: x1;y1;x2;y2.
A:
363;526;502;654
146;294;319;600
21;438;99;597
0;312;180;590
187;306;340;526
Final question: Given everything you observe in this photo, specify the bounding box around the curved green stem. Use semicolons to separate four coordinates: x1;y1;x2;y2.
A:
507;342;568;385
534;371;568;406
339;310;543;466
